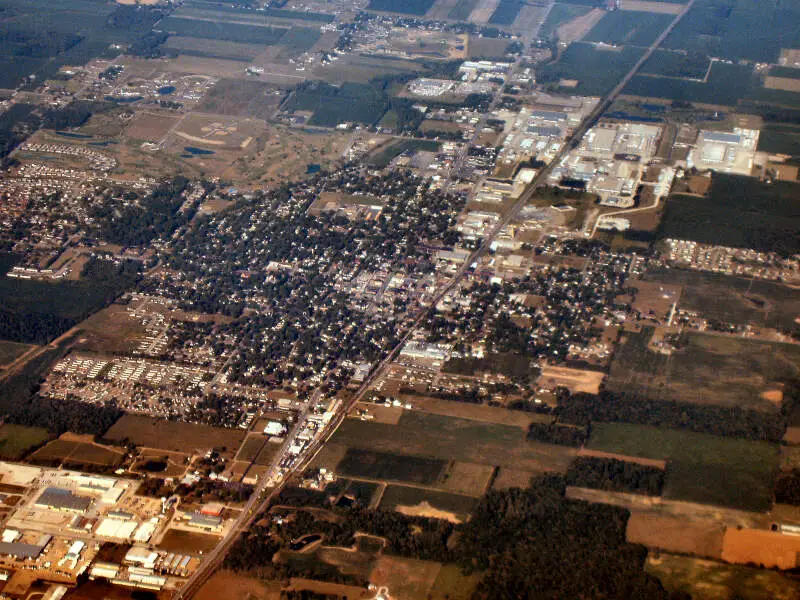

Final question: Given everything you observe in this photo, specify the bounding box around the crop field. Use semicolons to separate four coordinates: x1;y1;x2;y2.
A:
0;341;33;367
327;411;578;473
158;529;221;554
198;79;285;120
538;43;644;96
286;82;389;127
158;17;288;46
488;0;525;25
253;440;282;466
380;485;476;522
491;467;536;490
439;462;495;495
163;37;263;62
367;139;442;168
336;448;447;485
105;415;245;457
587;422;779;512
405;396;541;429
624;62;753;106
607;328;800;411
646;552;800;600
449;0;479;20
429;564;482;600
583;10;672;46
367;0;436;15
757;123;800;156
625;513;724;558
0;425;49;460
642;268;800;336
537;3;592;40
662;0;800;64
195;570;278;600
235;435;266;462
639;50;710;79
659;174;800;256
467;36;511;60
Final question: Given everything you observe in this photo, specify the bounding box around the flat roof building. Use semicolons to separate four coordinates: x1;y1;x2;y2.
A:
35;487;92;513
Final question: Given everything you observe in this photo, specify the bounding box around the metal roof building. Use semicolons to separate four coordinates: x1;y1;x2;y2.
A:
35;487;92;513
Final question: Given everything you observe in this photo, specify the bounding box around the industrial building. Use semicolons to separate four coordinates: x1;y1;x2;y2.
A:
687;128;759;175
35;488;92;513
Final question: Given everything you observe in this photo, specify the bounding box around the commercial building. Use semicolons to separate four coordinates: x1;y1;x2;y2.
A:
35;487;92;513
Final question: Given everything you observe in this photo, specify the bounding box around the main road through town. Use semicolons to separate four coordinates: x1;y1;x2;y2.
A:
176;2;695;596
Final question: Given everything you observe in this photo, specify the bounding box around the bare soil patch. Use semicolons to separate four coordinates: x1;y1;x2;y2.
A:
626;512;724;558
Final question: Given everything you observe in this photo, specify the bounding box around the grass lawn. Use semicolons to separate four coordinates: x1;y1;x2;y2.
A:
0;424;49;460
0;340;33;366
587;423;778;511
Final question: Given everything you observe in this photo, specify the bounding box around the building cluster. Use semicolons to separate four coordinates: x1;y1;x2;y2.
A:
664;239;800;282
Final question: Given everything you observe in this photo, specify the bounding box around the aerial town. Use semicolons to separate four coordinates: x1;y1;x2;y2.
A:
0;0;798;599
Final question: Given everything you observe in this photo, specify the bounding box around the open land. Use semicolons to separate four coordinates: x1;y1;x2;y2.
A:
0;425;49;460
626;513;724;558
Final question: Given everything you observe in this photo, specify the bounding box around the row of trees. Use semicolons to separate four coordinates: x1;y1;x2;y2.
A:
566;457;665;496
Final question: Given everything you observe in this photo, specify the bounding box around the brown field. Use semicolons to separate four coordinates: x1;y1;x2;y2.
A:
125;111;182;142
646;553;800;600
352;402;403;425
400;395;546;429
558;8;605;44
721;528;800;569
626;513;724;558
158;529;221;554
196;569;281;600
537;365;605;394
764;76;800;93
197;78;285;120
619;0;682;13
30;438;123;467
627;279;682;321
370;556;442;600
286;578;370;599
70;305;148;354
466;36;509;60
491;467;536;490
254;440;282;466
577;448;667;469
440;462;495;496
105;415;246;457
133;448;189;478
780;445;800;469
235;435;266;462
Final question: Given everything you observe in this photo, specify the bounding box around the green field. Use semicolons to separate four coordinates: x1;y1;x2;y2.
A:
639;50;710;79
642;268;800;336
0;424;50;460
646;553;800;600
286;81;389;127
538;43;644;96
368;139;441;168
584;11;673;47
158;17;287;45
449;0;480;21
327;411;577;473
537;3;592;40
379;485;477;521
607;328;800;411
757;123;800;156
180;1;334;23
662;0;800;63
366;0;436;15
658;174;800;256
624;62;754;106
587;422;778;511
337;448;447;485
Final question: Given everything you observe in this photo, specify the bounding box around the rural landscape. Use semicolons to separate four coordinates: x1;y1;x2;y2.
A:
0;0;797;599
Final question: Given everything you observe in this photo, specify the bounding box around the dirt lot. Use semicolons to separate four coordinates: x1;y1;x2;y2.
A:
721;528;800;569
537;365;605;394
626;512;724;558
158;529;222;554
105;415;246;457
370;556;442;600
195;569;281;600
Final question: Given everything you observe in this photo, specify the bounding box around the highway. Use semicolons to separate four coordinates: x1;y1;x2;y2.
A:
176;2;697;596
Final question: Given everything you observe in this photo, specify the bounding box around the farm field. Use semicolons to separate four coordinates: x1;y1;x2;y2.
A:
639;50;710;79
0;425;49;460
366;0;436;15
401;396;543;429
625;513;724;558
195;570;280;600
757;123;800;156
104;415;246;458
157;17;288;46
336;448;447;485
491;467;536;490
428;563;482;600
662;0;800;64
624;62;754;106
538;43;644;96
537;3;592;40
658;174;800;256
235;435;266;462
163;37;264;62
488;0;525;25
646;553;800;600
286;82;389;127
607;328;800;411
379;485;476;522
587;422;778;512
448;0;479;20
642;268;800;336
583;10;672;46
370;556;442;599
158;529;222;554
325;411;578;473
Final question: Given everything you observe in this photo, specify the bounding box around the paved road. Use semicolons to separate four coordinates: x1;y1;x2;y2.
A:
176;3;697;596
